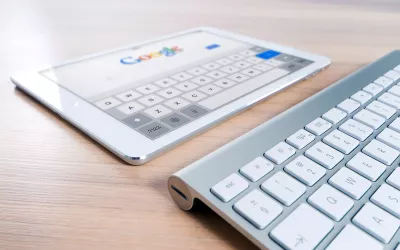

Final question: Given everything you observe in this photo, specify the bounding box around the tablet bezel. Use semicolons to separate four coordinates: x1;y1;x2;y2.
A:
11;27;331;165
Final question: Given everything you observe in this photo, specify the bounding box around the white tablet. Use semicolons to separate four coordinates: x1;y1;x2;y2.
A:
11;27;330;165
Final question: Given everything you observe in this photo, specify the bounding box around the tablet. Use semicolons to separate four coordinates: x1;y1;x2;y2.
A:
11;27;331;165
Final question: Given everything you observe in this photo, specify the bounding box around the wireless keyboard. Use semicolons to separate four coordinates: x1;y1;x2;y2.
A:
169;51;400;250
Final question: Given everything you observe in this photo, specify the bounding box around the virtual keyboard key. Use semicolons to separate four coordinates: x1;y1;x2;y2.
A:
180;105;208;119
139;122;170;139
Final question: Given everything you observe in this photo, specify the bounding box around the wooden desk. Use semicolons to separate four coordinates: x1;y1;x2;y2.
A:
1;0;400;249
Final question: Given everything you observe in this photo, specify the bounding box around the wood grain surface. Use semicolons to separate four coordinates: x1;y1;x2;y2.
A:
1;0;400;249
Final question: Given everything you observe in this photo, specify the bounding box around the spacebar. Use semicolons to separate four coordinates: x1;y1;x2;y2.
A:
199;68;290;110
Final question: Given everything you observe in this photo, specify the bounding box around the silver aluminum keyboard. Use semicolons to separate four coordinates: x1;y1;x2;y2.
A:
169;51;400;250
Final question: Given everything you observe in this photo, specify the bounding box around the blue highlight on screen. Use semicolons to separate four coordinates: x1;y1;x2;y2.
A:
205;44;220;50
256;50;281;60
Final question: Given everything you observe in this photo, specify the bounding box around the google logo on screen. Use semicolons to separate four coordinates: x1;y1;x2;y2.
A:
120;46;183;65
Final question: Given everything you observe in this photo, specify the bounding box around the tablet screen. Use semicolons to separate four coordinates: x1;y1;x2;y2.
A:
41;30;313;139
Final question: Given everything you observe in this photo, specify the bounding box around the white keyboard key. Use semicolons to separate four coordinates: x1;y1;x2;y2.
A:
253;63;273;72
305;142;344;169
374;76;394;89
378;92;400;109
351;90;372;104
353;109;385;129
377;128;400;151
362;139;400;165
136;83;160;94
199;68;289;110
265;59;285;67
211;173;249;202
286;129;315;149
387;168;400;190
308;184;354;221
219;65;240;74
353;202;400;243
116;101;144;115
239;157;274;182
115;90;142;102
233;61;252;69
181;91;207;102
322;108;347;124
305;117;332;136
389;85;400;97
264;142;296;164
174;81;198;92
371;183;400;218
228;54;244;61
390;118;400;133
261;171;306;206
138;94;164;106
284;155;326;186
228;73;249;83
347;152;386;181
326;225;383;250
363;83;383;96
337;98;361;114
198;84;222;95
95;97;121;110
366;101;396;119
233;189;282;229
186;67;207;76
157;87;182;99
270;204;333;250
153;78;177;88
241;68;262;77
202;62;221;70
385;70;400;81
244;57;263;64
205;70;227;80
395;64;400;73
144;104;172;118
164;97;190;110
323;129;359;154
213;78;238;88
171;72;194;82
215;58;233;65
329;167;371;199
191;76;213;85
339;119;373;141
239;50;256;57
